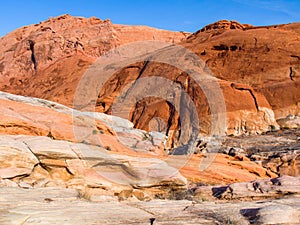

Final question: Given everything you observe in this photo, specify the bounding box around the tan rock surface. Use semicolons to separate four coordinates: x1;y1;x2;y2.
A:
0;182;299;225
0;135;187;195
0;136;38;179
0;133;276;194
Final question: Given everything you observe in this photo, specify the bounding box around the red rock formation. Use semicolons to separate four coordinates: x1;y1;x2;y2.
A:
0;17;299;146
95;20;300;145
0;14;187;106
184;20;300;119
0;91;276;185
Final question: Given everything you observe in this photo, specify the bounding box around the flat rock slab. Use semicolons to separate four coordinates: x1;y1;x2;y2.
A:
0;187;299;225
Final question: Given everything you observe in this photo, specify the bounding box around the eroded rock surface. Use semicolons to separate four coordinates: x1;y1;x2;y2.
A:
95;20;300;146
1;17;299;147
221;128;300;176
0;91;278;186
192;176;300;201
0;177;299;225
0;90;165;154
0;14;187;106
0;17;299;224
0;135;186;196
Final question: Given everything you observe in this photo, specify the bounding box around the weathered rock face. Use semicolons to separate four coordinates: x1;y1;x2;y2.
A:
185;20;300;120
100;19;300;145
0;90;166;154
221;128;300;177
0;135;187;195
124;20;300;143
192;176;300;201
190;176;300;224
96;58;279;147
1;176;299;225
1;17;299;146
0;91;277;187
0;14;188;106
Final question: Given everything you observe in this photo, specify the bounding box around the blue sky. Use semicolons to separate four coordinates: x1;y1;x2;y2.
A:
1;0;300;37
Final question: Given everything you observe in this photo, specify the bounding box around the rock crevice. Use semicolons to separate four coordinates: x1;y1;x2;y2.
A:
230;83;259;111
28;40;37;70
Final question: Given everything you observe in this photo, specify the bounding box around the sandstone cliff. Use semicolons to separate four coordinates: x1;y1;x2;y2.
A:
94;20;300;147
0;17;299;224
0;14;187;106
0;16;299;147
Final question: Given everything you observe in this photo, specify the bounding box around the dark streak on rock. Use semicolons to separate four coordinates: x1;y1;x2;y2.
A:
231;83;259;111
28;40;37;70
289;67;295;81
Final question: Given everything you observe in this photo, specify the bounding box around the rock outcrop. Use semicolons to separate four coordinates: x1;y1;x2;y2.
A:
1;176;299;224
221;128;300;176
0;14;187;106
97;20;299;144
0;90;165;154
192;175;300;201
0;91;278;191
98;20;300;146
94;44;280;147
185;21;300;120
1;17;299;148
198;20;253;32
0;135;187;195
0;16;299;225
